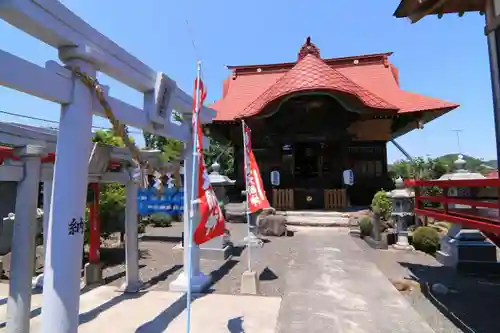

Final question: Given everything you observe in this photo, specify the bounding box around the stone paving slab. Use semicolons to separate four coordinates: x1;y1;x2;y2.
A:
275;227;436;333
0;284;281;332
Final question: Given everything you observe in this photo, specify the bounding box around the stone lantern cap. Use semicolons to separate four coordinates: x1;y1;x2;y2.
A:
387;177;414;199
438;154;485;181
208;162;236;186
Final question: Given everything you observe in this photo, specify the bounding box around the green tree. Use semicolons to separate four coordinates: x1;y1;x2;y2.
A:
144;132;234;175
91;130;128;239
203;137;234;175
143;132;184;163
389;157;448;180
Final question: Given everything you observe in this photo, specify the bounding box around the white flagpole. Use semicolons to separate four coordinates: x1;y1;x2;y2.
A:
185;61;202;333
241;120;252;272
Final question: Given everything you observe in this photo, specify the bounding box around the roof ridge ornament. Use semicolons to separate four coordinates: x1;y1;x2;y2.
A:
298;36;321;61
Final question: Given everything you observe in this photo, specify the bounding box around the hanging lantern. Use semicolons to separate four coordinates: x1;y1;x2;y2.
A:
417;118;424;129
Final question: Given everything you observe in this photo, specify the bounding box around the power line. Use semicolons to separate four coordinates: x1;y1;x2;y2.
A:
185;19;201;62
0;109;143;134
450;129;463;154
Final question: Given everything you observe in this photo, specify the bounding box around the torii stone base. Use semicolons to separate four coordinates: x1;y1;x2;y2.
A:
83;262;103;285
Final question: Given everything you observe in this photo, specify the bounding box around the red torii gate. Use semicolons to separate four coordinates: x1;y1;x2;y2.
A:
0;145;121;265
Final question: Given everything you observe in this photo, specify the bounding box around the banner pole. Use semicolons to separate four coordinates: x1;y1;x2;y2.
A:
241;120;252;272
185;61;202;333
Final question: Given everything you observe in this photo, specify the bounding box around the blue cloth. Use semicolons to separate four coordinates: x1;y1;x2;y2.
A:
137;187;184;216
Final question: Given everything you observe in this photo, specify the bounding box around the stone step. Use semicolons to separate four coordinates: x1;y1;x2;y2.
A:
285;215;349;227
276;210;349;218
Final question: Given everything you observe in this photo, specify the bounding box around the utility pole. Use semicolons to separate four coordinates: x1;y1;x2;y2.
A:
451;129;463;154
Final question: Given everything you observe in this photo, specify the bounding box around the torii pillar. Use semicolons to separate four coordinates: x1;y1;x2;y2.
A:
40;57;95;333
6;145;44;333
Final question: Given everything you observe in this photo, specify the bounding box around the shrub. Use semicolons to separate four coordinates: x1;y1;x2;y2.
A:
99;184;126;238
359;216;373;237
371;190;392;221
149;212;173;227
412;226;440;254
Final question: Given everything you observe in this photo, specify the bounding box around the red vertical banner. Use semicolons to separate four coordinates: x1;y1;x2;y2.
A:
192;78;226;245
242;121;270;213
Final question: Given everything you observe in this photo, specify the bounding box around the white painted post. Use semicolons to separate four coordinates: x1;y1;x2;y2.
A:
42;180;53;251
6;145;43;333
121;172;142;292
41;59;95;333
169;141;211;292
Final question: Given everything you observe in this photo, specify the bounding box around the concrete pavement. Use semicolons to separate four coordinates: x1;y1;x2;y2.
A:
0;227;437;332
0;284;281;332
275;227;435;333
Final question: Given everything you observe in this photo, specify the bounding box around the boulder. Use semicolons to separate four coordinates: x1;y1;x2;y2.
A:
258;210;287;237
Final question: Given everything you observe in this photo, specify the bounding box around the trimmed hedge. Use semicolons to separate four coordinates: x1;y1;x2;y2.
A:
412;226;440;254
359;216;373;237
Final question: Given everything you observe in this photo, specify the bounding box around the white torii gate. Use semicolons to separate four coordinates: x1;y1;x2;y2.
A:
0;1;215;332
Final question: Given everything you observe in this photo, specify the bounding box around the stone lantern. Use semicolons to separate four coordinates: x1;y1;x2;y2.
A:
387;177;415;250
435;155;497;268
198;162;235;260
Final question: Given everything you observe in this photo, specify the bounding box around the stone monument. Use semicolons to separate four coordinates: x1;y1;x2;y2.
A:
435;155;498;269
387;177;415;251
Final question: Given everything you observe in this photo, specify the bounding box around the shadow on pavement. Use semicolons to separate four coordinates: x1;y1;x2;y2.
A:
78;264;183;326
134;293;192;332
142;265;182;289
208;259;239;290
227;316;245;333
104;264;147;284
79;291;145;325
139;235;183;243
135;259;243;332
259;267;278;281
401;261;500;333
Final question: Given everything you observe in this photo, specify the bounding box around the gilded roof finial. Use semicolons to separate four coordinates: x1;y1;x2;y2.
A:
298;36;321;61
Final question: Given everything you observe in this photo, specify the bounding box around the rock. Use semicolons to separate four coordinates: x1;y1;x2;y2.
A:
431;283;449;295
391;279;412;292
348;217;361;236
258;213;287;237
348;216;360;227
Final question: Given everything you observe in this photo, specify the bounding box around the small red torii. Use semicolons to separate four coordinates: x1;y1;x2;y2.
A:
0;145;121;266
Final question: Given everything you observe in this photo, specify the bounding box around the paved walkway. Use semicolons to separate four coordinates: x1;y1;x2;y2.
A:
0;284;280;332
275;228;435;333
0;228;436;332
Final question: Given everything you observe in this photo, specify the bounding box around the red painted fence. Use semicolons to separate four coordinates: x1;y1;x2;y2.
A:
405;178;500;245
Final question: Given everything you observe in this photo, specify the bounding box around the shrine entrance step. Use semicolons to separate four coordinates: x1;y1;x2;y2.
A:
276;210;349;227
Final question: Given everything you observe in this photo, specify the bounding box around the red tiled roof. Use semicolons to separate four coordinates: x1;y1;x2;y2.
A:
237;54;398;118
211;40;459;121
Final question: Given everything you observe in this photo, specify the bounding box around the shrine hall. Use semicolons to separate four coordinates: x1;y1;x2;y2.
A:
208;37;459;210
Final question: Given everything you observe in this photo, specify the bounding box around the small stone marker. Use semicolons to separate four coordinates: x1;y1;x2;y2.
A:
240;270;259;295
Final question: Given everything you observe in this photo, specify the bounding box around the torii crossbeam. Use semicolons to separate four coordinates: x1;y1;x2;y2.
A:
0;1;216;332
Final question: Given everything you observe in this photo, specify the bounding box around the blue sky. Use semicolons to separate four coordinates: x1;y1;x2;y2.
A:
0;0;495;162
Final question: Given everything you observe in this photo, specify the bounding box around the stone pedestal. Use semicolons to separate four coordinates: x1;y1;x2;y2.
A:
436;225;497;268
169;271;212;293
199;229;232;260
181;230;233;260
83;262;103;285
240;270;259;295
392;216;414;251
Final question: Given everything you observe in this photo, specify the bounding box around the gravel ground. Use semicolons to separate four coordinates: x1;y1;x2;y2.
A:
353;237;500;333
101;222;300;297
